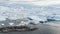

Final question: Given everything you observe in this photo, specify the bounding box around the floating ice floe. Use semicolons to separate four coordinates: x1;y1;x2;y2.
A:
18;21;29;26
28;16;47;23
1;23;5;26
9;23;14;26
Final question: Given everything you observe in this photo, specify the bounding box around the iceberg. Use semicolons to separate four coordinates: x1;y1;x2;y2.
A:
27;15;47;24
9;22;14;26
28;16;47;21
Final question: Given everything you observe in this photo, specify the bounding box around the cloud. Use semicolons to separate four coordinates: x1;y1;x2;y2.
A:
9;0;35;1
0;0;37;2
30;1;60;6
9;1;60;6
0;0;60;6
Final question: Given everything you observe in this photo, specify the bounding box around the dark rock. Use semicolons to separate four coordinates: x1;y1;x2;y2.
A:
0;26;38;33
39;21;44;23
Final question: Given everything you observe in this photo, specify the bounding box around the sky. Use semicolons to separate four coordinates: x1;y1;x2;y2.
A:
0;0;60;6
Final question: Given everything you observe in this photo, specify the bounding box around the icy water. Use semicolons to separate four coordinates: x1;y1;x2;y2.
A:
0;21;60;34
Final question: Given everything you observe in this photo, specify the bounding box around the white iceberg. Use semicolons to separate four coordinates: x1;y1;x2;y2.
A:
28;16;47;22
9;22;14;26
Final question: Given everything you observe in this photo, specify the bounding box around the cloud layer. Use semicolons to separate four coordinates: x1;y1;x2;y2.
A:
0;0;60;6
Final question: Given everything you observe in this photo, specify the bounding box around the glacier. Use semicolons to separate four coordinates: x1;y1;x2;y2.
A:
0;2;60;25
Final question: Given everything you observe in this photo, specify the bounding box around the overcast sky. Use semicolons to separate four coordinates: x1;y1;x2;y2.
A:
0;0;60;6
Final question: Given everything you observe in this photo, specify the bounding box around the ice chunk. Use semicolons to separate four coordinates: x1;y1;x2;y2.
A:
28;16;47;24
1;23;5;26
9;22;14;26
28;16;47;21
39;16;47;21
30;20;39;25
28;16;40;21
18;21;25;26
47;14;60;21
18;21;29;26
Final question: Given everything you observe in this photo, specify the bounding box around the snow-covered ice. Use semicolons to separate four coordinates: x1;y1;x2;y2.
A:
0;1;60;25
